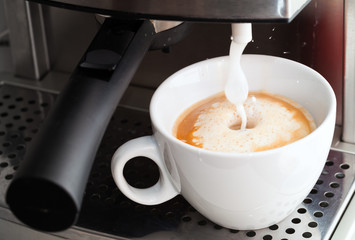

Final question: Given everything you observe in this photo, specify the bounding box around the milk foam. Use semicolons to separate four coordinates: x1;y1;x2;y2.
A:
189;92;315;153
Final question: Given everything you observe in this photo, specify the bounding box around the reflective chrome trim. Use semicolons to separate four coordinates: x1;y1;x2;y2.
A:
343;0;355;144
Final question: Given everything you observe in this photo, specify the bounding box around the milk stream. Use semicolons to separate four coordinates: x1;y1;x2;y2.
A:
225;23;252;130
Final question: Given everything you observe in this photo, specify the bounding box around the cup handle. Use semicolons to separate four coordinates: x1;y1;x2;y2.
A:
111;136;179;205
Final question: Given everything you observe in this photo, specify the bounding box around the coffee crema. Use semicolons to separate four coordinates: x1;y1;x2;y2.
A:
173;91;316;153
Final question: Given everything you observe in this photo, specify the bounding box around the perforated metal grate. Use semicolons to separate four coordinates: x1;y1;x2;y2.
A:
0;84;354;240
0;85;55;207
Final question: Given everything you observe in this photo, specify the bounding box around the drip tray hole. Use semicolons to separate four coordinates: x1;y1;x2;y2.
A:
123;157;159;189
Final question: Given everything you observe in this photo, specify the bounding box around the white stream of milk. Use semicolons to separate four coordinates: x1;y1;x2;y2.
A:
224;23;252;130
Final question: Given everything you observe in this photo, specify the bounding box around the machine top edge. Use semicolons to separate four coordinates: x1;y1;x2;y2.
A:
27;0;311;23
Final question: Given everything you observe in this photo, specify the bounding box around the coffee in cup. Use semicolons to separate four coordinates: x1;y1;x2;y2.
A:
173;90;316;153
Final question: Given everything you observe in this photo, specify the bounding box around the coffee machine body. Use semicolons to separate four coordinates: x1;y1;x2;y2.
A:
0;0;354;239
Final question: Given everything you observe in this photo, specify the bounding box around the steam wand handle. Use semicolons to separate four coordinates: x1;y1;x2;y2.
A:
6;18;155;232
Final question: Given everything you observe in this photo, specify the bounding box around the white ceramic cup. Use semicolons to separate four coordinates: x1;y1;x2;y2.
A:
111;55;336;230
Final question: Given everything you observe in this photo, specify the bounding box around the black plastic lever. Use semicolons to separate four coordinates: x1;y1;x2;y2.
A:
6;18;155;232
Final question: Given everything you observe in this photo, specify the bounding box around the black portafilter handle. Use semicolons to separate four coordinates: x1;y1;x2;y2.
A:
6;18;156;232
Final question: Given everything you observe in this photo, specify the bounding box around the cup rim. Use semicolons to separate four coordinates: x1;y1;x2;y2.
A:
150;54;336;157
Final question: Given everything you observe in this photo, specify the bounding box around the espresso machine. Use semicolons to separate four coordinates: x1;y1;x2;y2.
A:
0;0;354;239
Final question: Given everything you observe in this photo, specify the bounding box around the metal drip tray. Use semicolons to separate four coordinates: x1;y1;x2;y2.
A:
0;84;354;240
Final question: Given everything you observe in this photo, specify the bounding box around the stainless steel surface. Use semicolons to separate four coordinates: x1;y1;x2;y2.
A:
342;0;355;144
29;0;311;22
0;71;68;94
95;15;183;34
332;126;355;155
150;20;183;34
331;193;355;240
3;0;50;80
0;83;354;239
